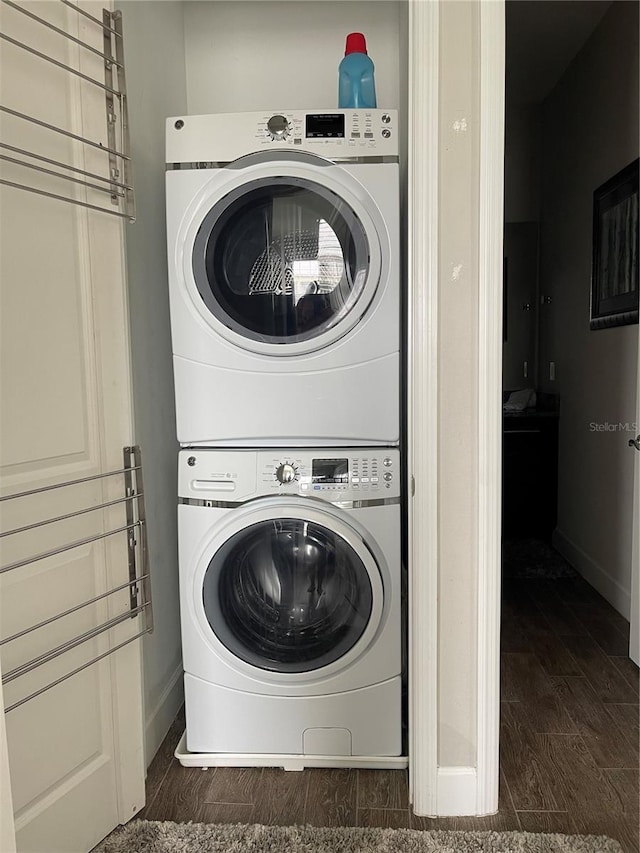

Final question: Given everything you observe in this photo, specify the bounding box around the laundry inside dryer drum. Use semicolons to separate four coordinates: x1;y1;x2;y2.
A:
202;519;374;673
192;178;371;344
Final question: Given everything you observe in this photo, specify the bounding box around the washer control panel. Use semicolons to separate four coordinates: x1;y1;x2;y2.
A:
257;110;397;153
179;449;400;502
166;110;398;164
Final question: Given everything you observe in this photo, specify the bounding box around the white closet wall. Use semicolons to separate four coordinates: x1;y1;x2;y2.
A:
183;1;402;114
117;0;188;764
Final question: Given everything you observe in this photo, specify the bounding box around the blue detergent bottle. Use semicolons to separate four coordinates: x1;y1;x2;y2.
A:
338;32;377;109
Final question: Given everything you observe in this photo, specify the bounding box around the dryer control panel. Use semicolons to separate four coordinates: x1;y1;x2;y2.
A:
179;448;401;503
166;110;398;164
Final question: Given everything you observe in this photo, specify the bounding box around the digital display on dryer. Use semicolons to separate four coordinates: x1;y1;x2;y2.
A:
312;458;349;484
306;114;345;138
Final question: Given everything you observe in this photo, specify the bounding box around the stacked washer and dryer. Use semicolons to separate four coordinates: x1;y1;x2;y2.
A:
165;110;404;768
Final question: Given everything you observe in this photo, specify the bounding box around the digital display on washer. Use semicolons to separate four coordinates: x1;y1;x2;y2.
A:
306;114;345;139
312;458;349;484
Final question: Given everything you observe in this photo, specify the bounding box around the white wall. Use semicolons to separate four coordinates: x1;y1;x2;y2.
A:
117;1;187;764
539;0;639;616
183;1;403;114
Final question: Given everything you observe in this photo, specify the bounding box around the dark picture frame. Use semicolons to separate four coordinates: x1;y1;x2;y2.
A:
590;158;639;330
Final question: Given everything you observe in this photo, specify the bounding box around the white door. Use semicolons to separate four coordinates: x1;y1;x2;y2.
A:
0;2;145;850
629;324;640;666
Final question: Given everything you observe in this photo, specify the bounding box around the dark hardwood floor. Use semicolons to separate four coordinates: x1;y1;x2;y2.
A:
139;574;639;852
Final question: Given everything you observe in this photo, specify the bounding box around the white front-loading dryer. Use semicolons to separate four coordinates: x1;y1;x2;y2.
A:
178;447;402;764
166;110;400;447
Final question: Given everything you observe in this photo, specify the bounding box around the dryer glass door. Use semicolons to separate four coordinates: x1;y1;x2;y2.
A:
202;517;373;673
192;177;371;346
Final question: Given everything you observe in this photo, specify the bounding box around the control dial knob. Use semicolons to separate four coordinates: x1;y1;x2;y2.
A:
275;462;297;484
267;114;290;140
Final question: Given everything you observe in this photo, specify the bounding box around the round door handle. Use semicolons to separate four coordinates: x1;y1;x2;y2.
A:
629;435;640;451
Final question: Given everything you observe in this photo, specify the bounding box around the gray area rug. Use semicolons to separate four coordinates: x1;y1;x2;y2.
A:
93;820;623;852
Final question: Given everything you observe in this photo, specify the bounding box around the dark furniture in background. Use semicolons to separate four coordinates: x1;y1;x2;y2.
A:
502;410;559;540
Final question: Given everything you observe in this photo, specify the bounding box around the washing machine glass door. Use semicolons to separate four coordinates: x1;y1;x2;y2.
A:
192;176;371;347
202;517;374;673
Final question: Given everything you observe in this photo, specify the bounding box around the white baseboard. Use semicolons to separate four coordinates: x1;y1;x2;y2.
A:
436;767;478;816
144;664;184;768
553;528;631;620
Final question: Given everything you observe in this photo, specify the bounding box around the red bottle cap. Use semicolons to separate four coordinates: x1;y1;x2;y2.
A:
345;32;367;56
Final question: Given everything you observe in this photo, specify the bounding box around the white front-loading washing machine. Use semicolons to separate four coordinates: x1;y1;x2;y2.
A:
166;110;400;447
177;447;402;766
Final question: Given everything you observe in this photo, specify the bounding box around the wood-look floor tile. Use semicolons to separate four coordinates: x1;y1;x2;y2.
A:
505;590;583;675
501;601;533;653
251;769;309;826
572;813;639;853
500;653;578;732
357;769;408;809
197;803;256;823
602;704;640;767
303;769;357;827
579;596;632;636
569;604;630;656
138;709;185;818
604;769;639;816
201;767;264;804
561;636;639;704
500;654;539;702
500;701;560;811
529;595;587;637
549;676;638;768
535;731;635;852
560;576;607;605
605;701;640;738
610;656;640;695
358;808;410;828
143;766;223;822
501;654;522;702
516;811;577;834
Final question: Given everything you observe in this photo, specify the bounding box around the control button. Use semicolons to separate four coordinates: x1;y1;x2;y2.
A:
352;477;360;484
351;132;361;138
301;483;308;490
372;484;379;490
361;477;369;483
385;483;391;489
313;485;321;490
382;128;392;139
383;458;393;467
364;132;373;139
382;113;391;124
384;472;393;482
275;462;297;484
267;114;290;140
353;484;360;490
371;477;379;484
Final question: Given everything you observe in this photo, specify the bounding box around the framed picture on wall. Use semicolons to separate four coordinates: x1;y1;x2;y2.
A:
590;158;639;330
